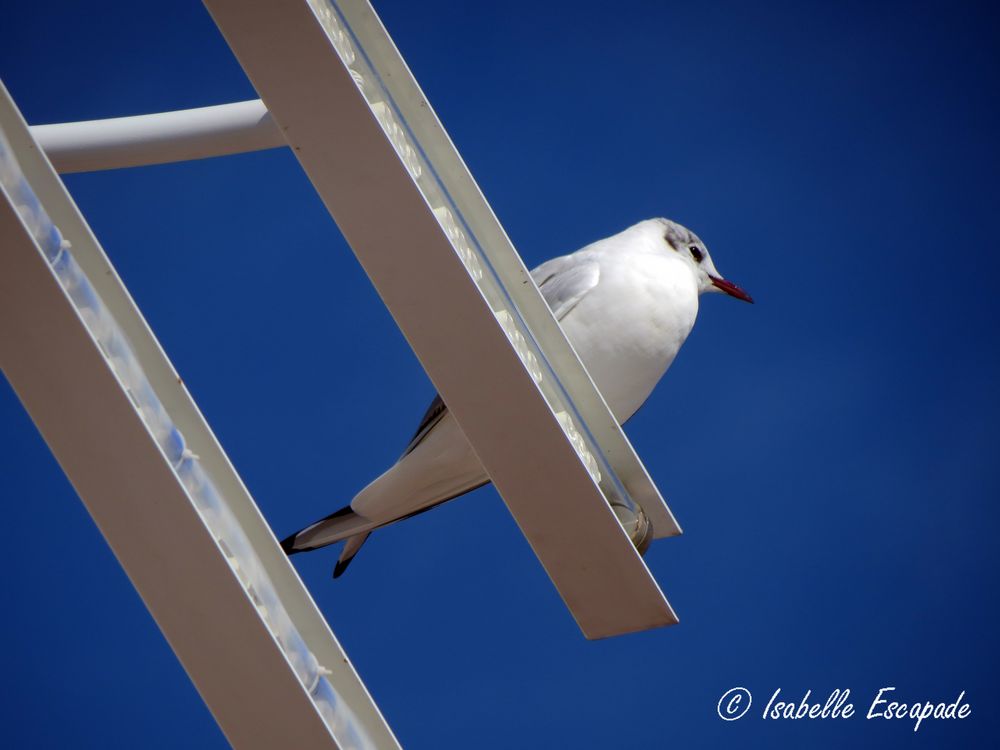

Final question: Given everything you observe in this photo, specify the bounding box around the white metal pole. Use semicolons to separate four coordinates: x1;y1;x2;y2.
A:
205;0;678;638
30;99;284;173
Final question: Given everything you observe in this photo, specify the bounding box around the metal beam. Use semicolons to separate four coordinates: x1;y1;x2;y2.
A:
204;0;678;638
0;80;399;750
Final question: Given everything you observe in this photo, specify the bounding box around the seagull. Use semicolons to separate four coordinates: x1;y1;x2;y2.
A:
281;218;752;576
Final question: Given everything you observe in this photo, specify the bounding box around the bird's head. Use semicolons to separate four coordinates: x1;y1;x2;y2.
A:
657;218;753;303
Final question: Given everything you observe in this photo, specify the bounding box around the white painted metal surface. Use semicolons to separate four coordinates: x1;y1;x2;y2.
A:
31;99;282;173
205;0;678;638
0;80;400;750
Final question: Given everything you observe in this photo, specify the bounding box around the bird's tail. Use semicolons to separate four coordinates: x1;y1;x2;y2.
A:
280;504;376;579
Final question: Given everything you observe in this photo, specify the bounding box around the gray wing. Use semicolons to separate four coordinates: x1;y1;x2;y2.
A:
530;255;601;321
401;255;601;457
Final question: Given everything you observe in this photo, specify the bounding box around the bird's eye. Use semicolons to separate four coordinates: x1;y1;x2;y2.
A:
689;246;704;262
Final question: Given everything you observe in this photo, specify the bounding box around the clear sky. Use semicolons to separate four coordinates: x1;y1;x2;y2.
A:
1;1;998;748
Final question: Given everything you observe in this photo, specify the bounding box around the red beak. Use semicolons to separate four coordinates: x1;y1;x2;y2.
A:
710;275;754;304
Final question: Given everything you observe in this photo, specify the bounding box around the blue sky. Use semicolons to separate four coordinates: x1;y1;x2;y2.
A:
2;1;998;747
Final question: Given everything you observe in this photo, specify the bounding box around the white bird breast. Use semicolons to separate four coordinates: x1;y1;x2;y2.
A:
559;251;700;423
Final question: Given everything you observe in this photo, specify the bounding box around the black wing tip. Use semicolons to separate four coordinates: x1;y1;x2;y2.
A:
332;559;351;579
332;531;373;579
280;533;302;556
281;504;356;557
